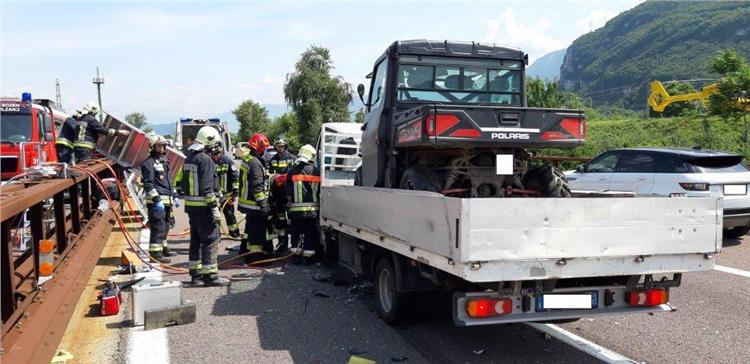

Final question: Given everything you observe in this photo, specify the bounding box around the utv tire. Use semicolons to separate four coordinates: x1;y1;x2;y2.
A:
399;166;442;192
375;257;411;325
354;166;362;186
522;165;571;197
724;225;750;239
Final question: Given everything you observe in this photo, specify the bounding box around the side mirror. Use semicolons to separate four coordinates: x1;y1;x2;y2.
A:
575;164;586;173
44;132;54;142
357;84;367;105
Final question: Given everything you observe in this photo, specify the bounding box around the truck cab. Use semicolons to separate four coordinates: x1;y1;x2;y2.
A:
174;118;233;156
0;94;64;180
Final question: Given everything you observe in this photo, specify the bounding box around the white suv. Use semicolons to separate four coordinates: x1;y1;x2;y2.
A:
565;147;750;238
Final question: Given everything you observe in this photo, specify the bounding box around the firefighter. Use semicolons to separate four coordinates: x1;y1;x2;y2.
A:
56;109;80;164
269;173;289;253
182;126;229;286
238;133;271;262
141;135;177;263
268;136;296;174
285;144;321;264
212;143;241;239
74;101;129;162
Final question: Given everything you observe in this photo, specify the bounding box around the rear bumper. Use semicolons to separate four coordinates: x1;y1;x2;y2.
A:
724;208;750;229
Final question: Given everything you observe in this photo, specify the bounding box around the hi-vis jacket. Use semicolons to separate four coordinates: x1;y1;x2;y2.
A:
284;162;321;219
238;154;268;215
74;113;117;150
56;117;78;150
268;150;297;174
215;154;239;196
141;153;174;205
182;149;219;211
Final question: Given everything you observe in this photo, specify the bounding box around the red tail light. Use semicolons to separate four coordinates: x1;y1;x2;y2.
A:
449;129;481;138
425;114;460;136
627;289;668;306
466;297;513;318
679;182;710;191
541;131;566;140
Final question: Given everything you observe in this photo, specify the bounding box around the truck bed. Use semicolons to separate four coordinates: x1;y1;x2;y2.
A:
320;186;721;282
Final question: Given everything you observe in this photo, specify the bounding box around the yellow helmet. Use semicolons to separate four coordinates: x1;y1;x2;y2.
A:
295;144;316;164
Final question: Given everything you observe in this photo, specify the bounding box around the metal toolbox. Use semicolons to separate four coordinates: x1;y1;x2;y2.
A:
131;280;182;326
96;114;185;181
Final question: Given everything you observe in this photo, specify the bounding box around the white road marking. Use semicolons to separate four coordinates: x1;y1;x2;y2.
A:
526;323;639;364
127;241;170;364
714;264;750;278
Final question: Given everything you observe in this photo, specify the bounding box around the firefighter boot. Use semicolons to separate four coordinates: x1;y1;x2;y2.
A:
203;275;231;287
150;252;171;264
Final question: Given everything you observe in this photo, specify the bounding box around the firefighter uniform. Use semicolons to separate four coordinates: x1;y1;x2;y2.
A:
56;114;78;164
74;112;117;162
269;173;289;253
238;153;271;260
182;131;227;286
285;145;321;262
268;149;296;174
141;147;175;260
215;153;240;238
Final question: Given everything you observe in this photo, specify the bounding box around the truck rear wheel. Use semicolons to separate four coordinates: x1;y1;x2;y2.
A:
399;166;442;192
522;165;571;197
375;257;411;325
724;225;750;239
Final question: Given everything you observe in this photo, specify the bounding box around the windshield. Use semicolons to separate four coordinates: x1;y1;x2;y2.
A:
1;113;34;143
397;56;522;106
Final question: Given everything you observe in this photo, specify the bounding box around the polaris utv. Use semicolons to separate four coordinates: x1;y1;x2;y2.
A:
356;40;585;197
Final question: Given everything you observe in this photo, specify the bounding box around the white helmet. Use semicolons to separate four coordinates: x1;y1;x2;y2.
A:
295;144;317;164
195;126;221;147
72;109;82;118
84;101;100;114
149;134;168;150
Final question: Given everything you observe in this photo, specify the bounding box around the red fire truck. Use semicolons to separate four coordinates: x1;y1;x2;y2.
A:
0;93;68;180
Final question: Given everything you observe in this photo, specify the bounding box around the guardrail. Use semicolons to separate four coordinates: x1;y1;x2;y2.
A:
0;160;117;363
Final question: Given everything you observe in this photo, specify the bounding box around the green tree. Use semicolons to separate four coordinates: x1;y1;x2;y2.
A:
354;108;365;124
124;111;147;129
284;45;352;145
267;112;302;151
233;99;270;143
661;82;700;117
708;50;750;151
526;77;565;108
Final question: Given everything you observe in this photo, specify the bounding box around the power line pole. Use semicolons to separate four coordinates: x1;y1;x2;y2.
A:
55;78;62;109
92;67;105;122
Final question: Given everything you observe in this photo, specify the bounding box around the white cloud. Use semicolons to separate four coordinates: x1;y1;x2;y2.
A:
481;8;564;60
577;9;618;32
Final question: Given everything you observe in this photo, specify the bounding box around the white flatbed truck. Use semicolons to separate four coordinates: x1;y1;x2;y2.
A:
317;122;722;326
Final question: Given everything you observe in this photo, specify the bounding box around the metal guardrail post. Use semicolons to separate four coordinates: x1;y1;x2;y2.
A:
28;202;43;281
1;220;14;322
68;184;81;235
81;179;91;220
53;192;67;252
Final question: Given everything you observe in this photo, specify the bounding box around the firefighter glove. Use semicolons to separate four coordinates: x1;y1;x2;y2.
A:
211;207;222;224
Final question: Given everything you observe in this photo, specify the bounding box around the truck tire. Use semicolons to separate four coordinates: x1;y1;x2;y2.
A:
375;257;411;325
399;166;442;192
724;225;750;239
522;165;571;197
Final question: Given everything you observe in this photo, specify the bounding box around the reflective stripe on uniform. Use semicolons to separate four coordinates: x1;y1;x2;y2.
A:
74;141;95;149
188;261;203;270
56;138;74;148
146;195;172;205
289;203;319;212
149;244;163;252
246;244;263;252
198;263;218;274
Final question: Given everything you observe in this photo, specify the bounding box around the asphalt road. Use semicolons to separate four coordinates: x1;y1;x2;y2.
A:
121;207;750;364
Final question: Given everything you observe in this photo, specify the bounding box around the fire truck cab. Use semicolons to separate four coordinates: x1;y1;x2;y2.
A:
0;93;67;180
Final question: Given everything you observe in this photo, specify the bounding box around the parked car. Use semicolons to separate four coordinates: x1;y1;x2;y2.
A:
565;147;750;238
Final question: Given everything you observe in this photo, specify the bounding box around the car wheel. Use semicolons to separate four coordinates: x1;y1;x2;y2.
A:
375;257;410;325
723;226;750;239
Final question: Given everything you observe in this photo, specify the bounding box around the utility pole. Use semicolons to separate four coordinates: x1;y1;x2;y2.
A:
55;78;62;109
92;67;105;122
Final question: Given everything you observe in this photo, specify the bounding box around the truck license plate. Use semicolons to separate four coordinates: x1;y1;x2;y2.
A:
496;154;513;175
723;184;747;195
541;294;593;309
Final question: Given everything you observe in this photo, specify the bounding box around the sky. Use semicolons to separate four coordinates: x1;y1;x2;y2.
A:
1;0;643;124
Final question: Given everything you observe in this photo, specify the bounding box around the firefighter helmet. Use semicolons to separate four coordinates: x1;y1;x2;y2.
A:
273;136;287;148
84;101;100;114
248;133;270;155
296;144;316;164
195;126;221;147
149;134;169;150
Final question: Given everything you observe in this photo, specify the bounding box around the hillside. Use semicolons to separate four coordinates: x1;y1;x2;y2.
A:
559;1;750;109
527;49;566;80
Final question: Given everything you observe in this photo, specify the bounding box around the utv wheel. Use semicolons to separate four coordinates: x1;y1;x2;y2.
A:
724;226;750;239
375;257;410;325
522;165;571;197
399;166;442;192
354;166;362;186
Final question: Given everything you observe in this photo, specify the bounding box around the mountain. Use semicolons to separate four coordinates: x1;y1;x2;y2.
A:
527;49;566;80
560;1;750;109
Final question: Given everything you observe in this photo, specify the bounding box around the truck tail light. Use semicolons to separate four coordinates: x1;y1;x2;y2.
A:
39;239;56;276
541;131;567;140
627;289;668;306
466;297;513;318
679;182;709;191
